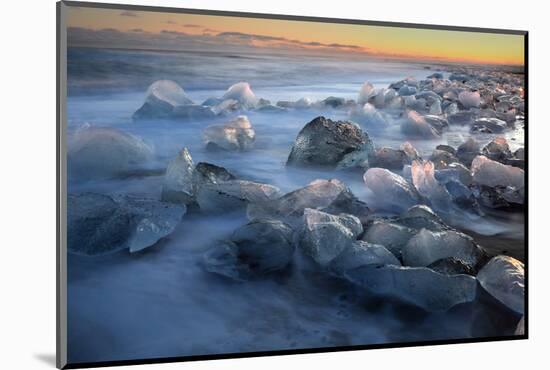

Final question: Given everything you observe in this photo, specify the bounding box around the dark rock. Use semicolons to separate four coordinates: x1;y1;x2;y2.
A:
428;257;476;276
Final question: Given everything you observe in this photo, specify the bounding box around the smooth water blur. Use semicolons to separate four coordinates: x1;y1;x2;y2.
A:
66;47;524;364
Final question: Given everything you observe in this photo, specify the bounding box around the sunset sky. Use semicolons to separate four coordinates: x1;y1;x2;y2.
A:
67;6;525;66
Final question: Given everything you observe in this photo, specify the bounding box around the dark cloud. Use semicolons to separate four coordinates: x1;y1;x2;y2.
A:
120;11;138;17
67;27;367;55
183;24;202;28
165;20;176;25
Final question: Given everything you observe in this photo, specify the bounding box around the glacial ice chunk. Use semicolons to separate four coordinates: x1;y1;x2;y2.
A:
196;180;281;213
133;80;202;119
411;160;452;211
402;228;487;270
221;82;258;109
345;264;477;312
477;255;524;314
203;115;256;151
203;219;295;281
363;168;420;212
68;125;154;179
330;241;400;275
299;208;362;266
401;110;440;139
471;155;524;189
357;81;375;105
458;91;481;108
361;221;415;258
68;193;185;255
161;148;195;205
349;103;389;131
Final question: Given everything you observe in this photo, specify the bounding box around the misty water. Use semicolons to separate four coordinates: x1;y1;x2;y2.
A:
67;47;524;363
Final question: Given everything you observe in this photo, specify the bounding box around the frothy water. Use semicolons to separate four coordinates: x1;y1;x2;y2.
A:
66;47;524;363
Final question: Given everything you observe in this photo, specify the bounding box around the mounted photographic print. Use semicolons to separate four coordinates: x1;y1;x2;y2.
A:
57;1;527;368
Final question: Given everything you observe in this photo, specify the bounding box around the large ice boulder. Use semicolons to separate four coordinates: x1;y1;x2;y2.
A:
196;180;281;213
133;80;216;120
161;148;195;204
330;241;400;275
398;204;447;231
203;115;256;151
221;82;258;109
202;219;294;281
287;116;374;169
349;103;389;131
299;208;362;267
133;80;194;119
458;90;481;108
345;265;477;312
402;229;487;270
477;255;524;314
401;110;440;139
68;125;154;180
247;179;369;223
361;221;415;258
68;193;185;255
471;155;524;189
363;168;421;212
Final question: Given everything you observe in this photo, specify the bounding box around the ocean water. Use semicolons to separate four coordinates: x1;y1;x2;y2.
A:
66;47;524;364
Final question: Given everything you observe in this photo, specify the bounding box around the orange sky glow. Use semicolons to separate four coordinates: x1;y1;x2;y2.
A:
67;6;525;66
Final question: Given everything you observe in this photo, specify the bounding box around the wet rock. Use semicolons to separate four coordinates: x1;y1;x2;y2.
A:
161;148;195;205
436;144;456;155
276;97;312;109
402;229;487;270
435;162;472;185
287;116;374;169
472;185;513;209
398;85;417;96
514;148;525;160
429;100;442;115
196;180;281;213
330;241;400;275
370;147;409;170
458;91;481;108
202;219;294;281
345;265;477;312
192;162;236;194
424;115;449;133
68;193;185;255
299;208;362;266
456;138;481;167
444;180;480;212
203;115;255;151
363;168;421;212
428;72;444;79
361;221;415;258
477;255;524;315
429;149;459;169
349;103;389;131
68;125;154;180
401;110;440;139
427;257;476;276
481;137;513;162
448;111;477;126
171;105;216;120
471;118;507;134
471;155;524;189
